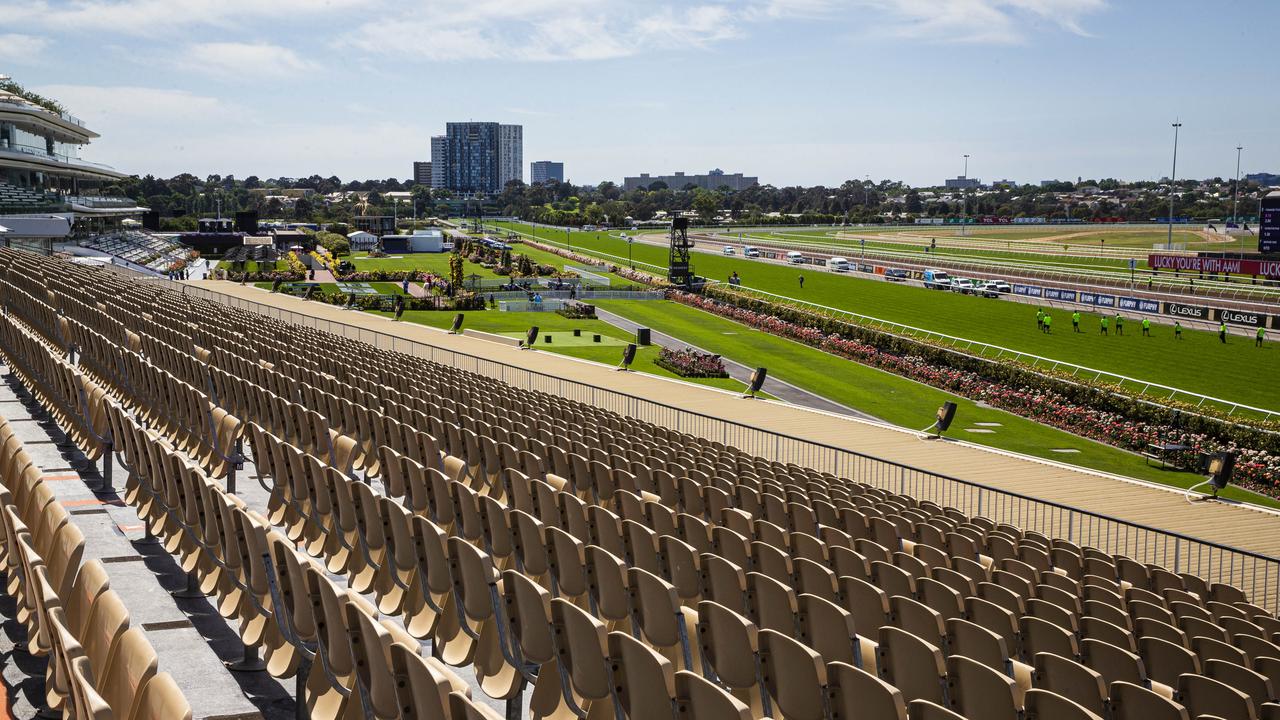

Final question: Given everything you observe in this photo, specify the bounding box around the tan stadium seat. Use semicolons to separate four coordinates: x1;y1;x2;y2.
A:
696;600;772;718
69;655;112;720
1033;652;1108;717
947;654;1020;719
1110;681;1191;720
758;629;829;720
97;626;158;720
673;669;751;720
1204;659;1275;709
879;626;948;707
135;672;192;720
550;597;621;719
1141;636;1202;688
1022;688;1105;720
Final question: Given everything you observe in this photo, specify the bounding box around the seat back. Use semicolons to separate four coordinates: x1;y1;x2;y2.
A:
1109;681;1191;720
947;654;1020;720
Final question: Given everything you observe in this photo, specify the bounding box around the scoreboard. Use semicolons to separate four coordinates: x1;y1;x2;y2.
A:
1263;192;1280;254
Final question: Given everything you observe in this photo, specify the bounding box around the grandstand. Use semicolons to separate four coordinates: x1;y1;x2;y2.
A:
79;229;190;272
0;181;62;212
0;248;1277;719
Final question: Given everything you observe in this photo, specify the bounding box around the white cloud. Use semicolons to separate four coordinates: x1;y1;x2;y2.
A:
853;0;1106;44
0;0;374;36
184;42;317;79
0;33;50;63
343;2;747;62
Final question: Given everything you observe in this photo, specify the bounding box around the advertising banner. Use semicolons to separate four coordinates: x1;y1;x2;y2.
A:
1163;302;1212;321
1218;307;1268;327
1148;254;1280;279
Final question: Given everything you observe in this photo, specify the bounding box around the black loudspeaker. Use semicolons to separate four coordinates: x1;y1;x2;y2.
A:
620;343;636;369
271;278;283;292
525;326;540;348
936;402;957;432
636;327;651;346
235;211;259;235
748;367;768;394
1208;452;1236;492
142;210;161;231
673;217;689;231
450;313;464;333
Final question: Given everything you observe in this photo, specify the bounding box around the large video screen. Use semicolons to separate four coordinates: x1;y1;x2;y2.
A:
1263;197;1280;254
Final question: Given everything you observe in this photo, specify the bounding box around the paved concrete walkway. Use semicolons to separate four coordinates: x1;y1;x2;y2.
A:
594;307;881;422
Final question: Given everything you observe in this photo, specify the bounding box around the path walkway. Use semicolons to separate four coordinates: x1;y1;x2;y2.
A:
594;307;881;422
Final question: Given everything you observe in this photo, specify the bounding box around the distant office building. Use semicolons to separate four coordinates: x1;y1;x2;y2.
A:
413;161;431;185
430;136;448;189
430;122;523;194
622;168;757;192
944;176;980;190
498;124;523;188
531;161;564;184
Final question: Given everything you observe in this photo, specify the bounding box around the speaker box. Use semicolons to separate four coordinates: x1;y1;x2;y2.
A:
748;367;768;394
673;217;689;231
621;343;637;367
450;313;464;333
142;210;161;231
636;327;651;346
936;401;957;432
234;211;259;235
526;326;540;347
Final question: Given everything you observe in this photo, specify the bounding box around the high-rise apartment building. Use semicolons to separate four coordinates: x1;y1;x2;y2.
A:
530;161;564;184
498;124;523;188
430;136;448;189
429;123;523;194
412;161;431;185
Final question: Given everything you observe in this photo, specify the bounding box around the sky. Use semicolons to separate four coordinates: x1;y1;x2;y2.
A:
2;0;1276;187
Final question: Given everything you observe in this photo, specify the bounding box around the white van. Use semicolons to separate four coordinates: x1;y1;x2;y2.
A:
786;251;805;264
826;257;850;272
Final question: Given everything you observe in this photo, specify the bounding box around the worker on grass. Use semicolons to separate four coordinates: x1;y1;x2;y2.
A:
1258;326;1266;348
1043;314;1052;334
1036;308;1044;330
1174;321;1183;340
1141;318;1151;336
798;275;805;289
1100;316;1109;335
1072;311;1081;333
1115;313;1124;336
1219;322;1228;344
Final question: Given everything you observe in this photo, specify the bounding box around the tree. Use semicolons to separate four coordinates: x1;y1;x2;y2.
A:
905;190;923;214
693;190;721;223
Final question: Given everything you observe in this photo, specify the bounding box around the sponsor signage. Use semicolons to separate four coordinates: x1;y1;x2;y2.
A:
1164;302;1211;321
1148;254;1280;279
1043;287;1077;302
1219;308;1268;327
1013;284;1043;297
1092;294;1116;308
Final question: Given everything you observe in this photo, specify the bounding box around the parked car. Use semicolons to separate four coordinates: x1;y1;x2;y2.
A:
885;268;910;282
723;245;735;255
826;257;851;272
787;251;805;264
743;246;761;258
980;280;1012;297
951;278;982;294
923;269;953;290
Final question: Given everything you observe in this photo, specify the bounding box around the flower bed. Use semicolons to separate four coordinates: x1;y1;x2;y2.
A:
656;347;729;378
555;302;597;319
669;290;1280;497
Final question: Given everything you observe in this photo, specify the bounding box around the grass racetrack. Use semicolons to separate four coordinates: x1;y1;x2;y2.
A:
491;221;1277;413
595;298;1280;509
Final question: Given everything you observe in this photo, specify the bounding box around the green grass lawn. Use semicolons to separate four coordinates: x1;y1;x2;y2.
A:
375;308;754;394
594;299;1280;510
489;221;1279;412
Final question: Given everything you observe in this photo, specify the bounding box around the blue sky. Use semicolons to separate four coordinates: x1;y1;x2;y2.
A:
2;0;1276;187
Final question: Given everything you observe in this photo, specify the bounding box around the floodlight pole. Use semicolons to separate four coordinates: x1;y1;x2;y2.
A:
1233;145;1243;227
962;155;970;237
1168;122;1181;248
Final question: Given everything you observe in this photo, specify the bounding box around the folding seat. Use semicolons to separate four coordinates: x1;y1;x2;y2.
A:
1028;598;1080;634
873;560;917;600
627;567;697;672
1223;615;1270;644
979;581;1026;617
1177;673;1257;720
892;595;948;651
907;699;967;719
135;672;193;720
837;574;891;638
264;532;315;680
878;626;949;707
96;626;159;720
672;670;752;720
81;587;131;676
68;655;112;720
1204;659;1275;709
930;566;976;600
696;600;773;718
1177;614;1227;643
1037;581;1083;613
947;654;1021;720
1020;616;1079;662
1194;634;1249;667
1137;617;1189;649
700;553;748;616
546;526;591;607
1131;598;1176;625
607;631;678;719
584;545;631;630
1209;583;1249;606
1208;600;1250;624
656;535;701;605
758;629;831;720
1022;688;1105;720
301;560;361;720
798;592;875;671
1110;680;1191;720
793;557;839;603
548;597;623;719
1140;636;1201;689
1239;636;1280;666
1033;652;1108;717
965;596;1021;657
827;661;907;720
1080;616;1137;653
745;571;798;636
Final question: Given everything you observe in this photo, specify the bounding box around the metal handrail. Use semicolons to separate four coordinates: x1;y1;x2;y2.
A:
176;281;1280;615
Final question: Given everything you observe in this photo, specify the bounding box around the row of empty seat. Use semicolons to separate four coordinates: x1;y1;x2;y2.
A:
0;247;1277;719
0;181;61;210
80;231;188;272
0;414;191;718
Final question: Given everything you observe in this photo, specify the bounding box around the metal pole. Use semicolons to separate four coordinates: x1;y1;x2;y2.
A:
1233;145;1243;227
962;155;970;236
1168;122;1181;247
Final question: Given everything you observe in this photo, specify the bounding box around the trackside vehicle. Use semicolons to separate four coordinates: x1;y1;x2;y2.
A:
923;269;952;289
